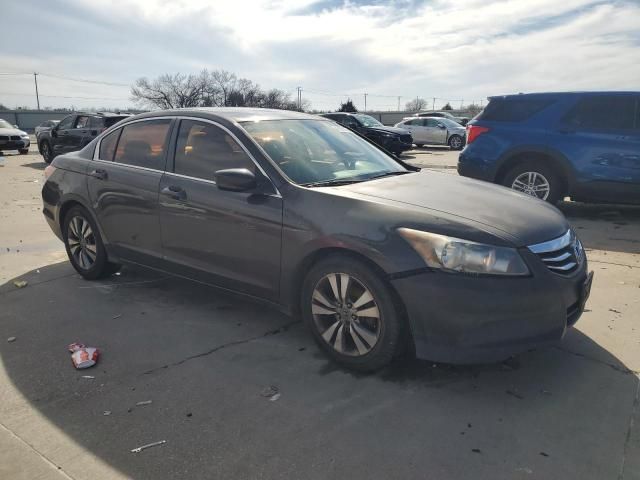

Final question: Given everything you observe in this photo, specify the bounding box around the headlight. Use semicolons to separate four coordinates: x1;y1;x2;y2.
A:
398;228;529;276
21;134;29;139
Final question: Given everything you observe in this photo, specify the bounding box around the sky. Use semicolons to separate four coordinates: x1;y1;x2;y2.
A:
1;0;639;111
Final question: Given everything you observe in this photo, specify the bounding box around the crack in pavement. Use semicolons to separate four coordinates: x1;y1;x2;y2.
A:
589;260;640;269
554;346;639;375
141;319;302;376
618;377;640;480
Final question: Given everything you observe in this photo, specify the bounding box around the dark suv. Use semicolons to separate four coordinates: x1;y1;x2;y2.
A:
320;113;413;154
458;92;640;204
39;112;130;163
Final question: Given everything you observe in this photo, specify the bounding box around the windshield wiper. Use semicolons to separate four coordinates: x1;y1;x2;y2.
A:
301;178;367;188
365;171;413;181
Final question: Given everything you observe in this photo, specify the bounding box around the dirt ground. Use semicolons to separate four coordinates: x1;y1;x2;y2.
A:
1;143;639;479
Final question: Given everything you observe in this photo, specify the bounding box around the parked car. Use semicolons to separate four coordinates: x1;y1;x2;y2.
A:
414;111;469;126
42;108;592;371
0;118;30;154
35;120;60;138
395;117;466;150
38;112;130;163
458;92;640;204
320;112;413;154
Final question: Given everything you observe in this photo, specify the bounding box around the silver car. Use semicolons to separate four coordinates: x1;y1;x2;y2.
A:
0;118;30;154
395;117;466;150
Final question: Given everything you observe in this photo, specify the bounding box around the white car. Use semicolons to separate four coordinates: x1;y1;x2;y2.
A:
395;117;466;150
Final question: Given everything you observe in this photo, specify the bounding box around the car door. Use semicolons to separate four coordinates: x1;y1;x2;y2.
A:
552;94;640;203
68;115;91;152
158;118;283;301
52;114;76;155
424;118;448;144
87;118;173;265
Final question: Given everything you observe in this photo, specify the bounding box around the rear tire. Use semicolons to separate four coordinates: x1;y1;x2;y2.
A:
301;255;402;372
19;149;29;155
502;161;563;203
62;205;120;280
448;135;464;150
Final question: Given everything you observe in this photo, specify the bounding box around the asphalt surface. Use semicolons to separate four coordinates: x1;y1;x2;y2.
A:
1;143;639;479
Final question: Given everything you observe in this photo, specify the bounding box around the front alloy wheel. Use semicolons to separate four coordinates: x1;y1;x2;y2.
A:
312;273;381;356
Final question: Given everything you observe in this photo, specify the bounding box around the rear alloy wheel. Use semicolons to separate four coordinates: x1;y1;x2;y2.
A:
63;206;120;279
448;135;464;150
40;141;53;163
502;161;563;203
302;256;402;371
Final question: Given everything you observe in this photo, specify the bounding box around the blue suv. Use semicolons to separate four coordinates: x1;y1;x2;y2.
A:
458;92;640;204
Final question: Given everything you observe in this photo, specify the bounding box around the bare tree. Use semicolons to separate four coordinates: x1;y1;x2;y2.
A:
463;103;483;116
405;97;428;112
338;99;357;112
131;72;207;109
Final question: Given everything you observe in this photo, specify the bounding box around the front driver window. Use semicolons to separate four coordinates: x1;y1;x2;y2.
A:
57;115;74;130
174;120;255;181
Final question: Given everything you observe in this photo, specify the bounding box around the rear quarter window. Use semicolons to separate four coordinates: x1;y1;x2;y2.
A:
562;95;636;131
477;97;555;122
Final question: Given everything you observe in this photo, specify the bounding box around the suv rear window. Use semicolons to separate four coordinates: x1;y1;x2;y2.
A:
477;97;555;122
562;95;637;130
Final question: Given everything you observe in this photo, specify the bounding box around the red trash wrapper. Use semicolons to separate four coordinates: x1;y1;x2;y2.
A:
67;342;86;353
71;347;100;369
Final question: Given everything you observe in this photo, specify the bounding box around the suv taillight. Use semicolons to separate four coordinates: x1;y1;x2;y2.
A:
466;125;490;144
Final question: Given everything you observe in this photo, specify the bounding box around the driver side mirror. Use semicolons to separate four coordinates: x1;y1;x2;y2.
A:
51;126;58;137
214;168;257;192
437;123;446;129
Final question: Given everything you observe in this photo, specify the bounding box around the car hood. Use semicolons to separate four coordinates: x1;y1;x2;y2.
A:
0;127;27;136
366;126;408;136
335;171;569;247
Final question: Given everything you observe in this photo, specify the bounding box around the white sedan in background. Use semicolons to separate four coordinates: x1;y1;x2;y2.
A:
395;117;466;150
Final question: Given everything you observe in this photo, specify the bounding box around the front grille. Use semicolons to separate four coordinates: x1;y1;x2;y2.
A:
400;134;412;143
0;135;8;141
528;229;584;276
10;135;20;140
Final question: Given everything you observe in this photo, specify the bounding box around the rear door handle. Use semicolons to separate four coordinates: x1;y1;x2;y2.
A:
89;168;107;180
161;185;186;201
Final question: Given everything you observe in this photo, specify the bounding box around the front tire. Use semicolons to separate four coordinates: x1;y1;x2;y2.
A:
40;141;54;164
448;135;464;150
502;161;563;203
302;255;402;372
63;206;120;280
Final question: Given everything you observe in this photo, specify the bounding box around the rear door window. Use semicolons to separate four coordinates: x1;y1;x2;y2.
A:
113;119;171;170
75;116;90;129
98;129;121;161
562;95;636;131
173;120;255;181
478;98;555;122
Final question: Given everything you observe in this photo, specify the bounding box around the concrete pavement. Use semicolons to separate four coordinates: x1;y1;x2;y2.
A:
1;145;638;479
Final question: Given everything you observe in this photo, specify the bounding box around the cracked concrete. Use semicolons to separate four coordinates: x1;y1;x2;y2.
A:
1;147;639;479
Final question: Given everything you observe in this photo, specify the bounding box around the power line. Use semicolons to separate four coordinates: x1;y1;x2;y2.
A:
0;92;130;100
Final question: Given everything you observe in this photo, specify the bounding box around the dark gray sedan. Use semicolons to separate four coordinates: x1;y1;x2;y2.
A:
42;108;592;371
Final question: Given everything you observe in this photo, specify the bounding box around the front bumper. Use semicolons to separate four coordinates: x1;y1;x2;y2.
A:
383;137;413;153
392;249;591;364
0;138;29;150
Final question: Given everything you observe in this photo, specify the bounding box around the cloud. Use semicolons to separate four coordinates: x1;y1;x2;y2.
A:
0;0;638;110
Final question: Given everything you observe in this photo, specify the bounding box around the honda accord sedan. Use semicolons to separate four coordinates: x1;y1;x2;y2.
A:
41;108;593;371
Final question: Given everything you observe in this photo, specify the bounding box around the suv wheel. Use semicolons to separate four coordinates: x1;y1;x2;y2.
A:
502;161;563;203
40;141;54;164
302;255;402;372
63;206;120;280
448;135;464;150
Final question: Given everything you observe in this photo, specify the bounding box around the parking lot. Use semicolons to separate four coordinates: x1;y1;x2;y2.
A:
1;142;639;479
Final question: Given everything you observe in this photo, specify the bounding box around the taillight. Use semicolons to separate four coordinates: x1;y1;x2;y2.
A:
44;164;56;180
466;125;490;144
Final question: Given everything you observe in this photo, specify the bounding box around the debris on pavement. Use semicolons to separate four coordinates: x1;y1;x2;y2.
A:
186;412;193;417
130;440;166;454
609;308;622;314
112;314;122;319
270;393;281;402
103;411;112;416
260;385;279;398
539;452;550;457
516;467;533;474
67;342;86;353
506;389;524;400
13;279;28;288
81;375;95;379
68;343;100;369
136;400;153;406
471;448;481;454
7;336;17;343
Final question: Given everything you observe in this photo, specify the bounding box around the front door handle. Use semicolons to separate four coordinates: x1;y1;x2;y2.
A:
161;186;186;201
89;168;107;180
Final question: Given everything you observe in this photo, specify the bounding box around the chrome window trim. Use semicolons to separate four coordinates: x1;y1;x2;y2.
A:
527;229;572;254
92;158;165;174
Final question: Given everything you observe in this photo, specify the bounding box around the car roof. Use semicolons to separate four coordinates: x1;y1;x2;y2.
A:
489;91;640;100
132;107;321;123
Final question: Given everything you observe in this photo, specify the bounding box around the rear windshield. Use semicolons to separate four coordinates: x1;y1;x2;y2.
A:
477;97;555;122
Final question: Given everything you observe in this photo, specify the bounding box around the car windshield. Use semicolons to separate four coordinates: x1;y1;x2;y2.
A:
242;119;408;186
353;114;383;127
0;119;13;129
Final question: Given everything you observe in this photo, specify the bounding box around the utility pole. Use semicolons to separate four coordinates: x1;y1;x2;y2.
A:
364;93;367;112
33;72;40;110
460;98;464;109
432;97;436;111
296;87;302;110
397;96;401;111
